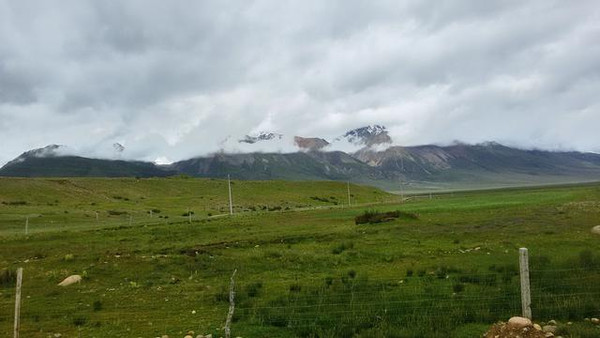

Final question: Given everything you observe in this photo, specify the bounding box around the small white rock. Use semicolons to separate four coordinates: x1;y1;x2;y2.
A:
591;317;600;324
57;275;82;287
543;325;557;334
534;323;542;331
508;316;533;328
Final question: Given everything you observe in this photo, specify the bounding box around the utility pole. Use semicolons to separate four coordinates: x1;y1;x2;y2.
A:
399;179;404;202
228;175;233;215
347;181;351;207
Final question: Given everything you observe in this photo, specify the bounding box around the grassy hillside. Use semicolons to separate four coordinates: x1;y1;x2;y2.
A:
0;177;395;235
0;179;599;337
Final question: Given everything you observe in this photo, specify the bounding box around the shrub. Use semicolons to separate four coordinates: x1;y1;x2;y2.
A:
2;200;27;206
93;300;103;311
72;316;88;326
0;268;17;287
578;249;598;268
332;241;354;254
355;210;418;225
453;283;465;293
246;282;263;297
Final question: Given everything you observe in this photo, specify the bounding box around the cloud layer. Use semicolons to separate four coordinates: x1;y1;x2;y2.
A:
1;0;599;165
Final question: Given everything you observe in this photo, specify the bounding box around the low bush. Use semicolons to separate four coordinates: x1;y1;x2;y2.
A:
1;200;28;206
332;241;354;254
355;209;418;225
0;268;17;287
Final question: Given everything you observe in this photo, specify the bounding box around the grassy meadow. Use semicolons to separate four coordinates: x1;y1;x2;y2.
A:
1;178;600;337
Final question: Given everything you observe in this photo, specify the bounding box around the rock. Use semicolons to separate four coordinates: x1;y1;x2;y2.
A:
161;335;169;338
508;316;533;328
547;320;557;325
57;275;82;287
591;225;600;235
544;333;554;338
484;320;547;338
184;335;193;338
543;325;557;333
534;324;542;331
566;322;572;325
591;317;600;324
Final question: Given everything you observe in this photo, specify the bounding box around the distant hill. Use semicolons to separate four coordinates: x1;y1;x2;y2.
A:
2;142;600;191
0;155;175;178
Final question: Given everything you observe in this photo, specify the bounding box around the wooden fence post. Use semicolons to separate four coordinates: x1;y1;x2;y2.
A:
224;269;237;338
25;217;28;235
519;248;532;319
14;267;23;338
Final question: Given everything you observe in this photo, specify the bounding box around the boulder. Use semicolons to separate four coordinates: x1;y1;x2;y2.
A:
591;317;599;324
591;226;600;235
57;275;82;287
508;316;533;328
534;323;543;331
543;325;557;333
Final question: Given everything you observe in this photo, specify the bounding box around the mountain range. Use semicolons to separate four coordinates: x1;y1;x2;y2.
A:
2;126;599;191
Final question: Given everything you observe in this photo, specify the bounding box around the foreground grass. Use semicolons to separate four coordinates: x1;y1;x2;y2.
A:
0;179;599;337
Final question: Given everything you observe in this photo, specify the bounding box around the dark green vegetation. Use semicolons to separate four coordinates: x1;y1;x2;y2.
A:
354;210;418;224
1;178;600;337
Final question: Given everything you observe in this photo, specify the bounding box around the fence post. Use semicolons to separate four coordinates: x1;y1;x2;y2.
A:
224;269;237;338
14;267;23;338
519;248;532;319
25;217;28;235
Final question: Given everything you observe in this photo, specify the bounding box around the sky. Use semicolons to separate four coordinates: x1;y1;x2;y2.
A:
0;0;599;166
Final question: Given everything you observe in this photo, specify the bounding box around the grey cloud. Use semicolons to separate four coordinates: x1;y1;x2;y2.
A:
0;0;599;166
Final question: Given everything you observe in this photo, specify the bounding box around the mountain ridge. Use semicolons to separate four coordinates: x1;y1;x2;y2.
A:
2;141;600;191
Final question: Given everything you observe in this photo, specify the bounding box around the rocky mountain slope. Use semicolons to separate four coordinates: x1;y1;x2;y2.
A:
2;126;600;191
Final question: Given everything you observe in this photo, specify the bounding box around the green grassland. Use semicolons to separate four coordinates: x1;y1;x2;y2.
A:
1;178;599;337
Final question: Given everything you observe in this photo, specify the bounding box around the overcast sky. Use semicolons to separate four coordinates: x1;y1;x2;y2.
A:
1;0;599;165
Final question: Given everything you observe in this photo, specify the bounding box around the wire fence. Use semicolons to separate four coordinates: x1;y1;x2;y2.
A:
2;263;599;337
